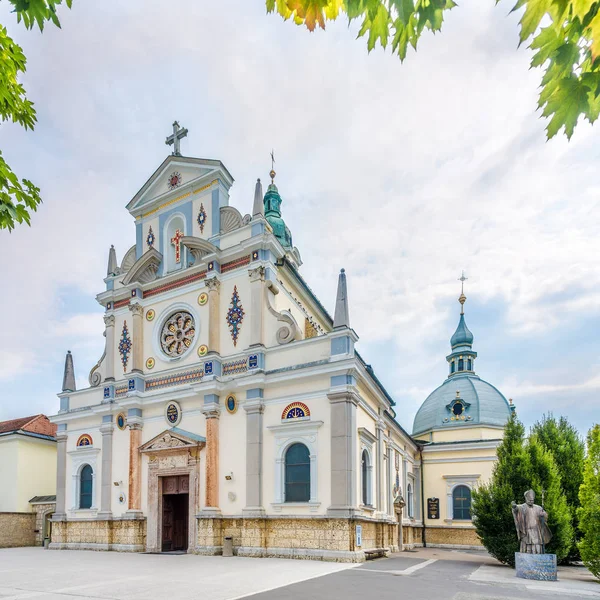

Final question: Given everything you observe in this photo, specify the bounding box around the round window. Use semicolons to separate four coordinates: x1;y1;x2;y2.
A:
453;402;464;416
160;311;196;357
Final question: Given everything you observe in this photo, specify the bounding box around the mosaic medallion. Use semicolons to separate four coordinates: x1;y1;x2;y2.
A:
146;309;155;321
77;434;93;447
281;402;310;420
146;226;155;248
226;394;238;414
146;357;155;369
197;203;207;234
160;311;196;357
226;286;245;346
198;292;208;306
164;400;182;427
116;413;126;430
118;321;132;372
167;171;182;190
197;344;208;357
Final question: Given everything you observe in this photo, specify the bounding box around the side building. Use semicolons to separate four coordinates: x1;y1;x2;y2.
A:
412;288;514;548
50;129;423;561
0;414;57;547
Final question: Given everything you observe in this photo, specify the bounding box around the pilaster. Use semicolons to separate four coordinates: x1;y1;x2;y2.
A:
327;388;359;517
243;390;265;516
201;394;221;514
128;303;144;373
205;277;221;354
53;428;68;520
126;411;143;517
248;266;266;347
104;314;116;381
98;418;114;519
376;419;385;515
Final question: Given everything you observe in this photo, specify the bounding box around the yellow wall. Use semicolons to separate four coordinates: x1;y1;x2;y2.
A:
0;435;56;513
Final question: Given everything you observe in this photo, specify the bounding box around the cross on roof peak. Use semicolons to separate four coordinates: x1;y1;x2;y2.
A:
165;121;188;156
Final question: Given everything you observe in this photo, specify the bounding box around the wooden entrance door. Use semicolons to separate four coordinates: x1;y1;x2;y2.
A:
161;475;189;552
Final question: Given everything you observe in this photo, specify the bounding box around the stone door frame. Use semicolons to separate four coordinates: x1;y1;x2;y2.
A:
140;431;204;553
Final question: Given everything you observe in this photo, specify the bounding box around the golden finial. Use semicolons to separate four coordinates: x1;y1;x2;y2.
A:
456;390;461;398
270;149;276;184
458;271;467;315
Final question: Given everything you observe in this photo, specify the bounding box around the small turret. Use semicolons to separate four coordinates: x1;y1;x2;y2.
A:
252;178;264;217
62;350;76;393
447;272;477;377
263;152;293;249
333;268;350;329
107;245;118;277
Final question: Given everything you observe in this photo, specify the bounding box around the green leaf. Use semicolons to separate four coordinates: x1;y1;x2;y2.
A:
518;0;552;44
543;75;590;138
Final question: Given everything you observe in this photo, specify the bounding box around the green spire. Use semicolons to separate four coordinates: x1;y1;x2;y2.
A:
263;153;293;249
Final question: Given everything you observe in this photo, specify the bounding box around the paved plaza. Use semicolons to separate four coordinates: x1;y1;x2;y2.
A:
0;547;597;600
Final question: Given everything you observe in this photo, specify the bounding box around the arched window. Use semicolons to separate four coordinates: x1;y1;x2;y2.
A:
467;358;472;371
453;485;472;520
458;358;464;371
79;465;93;509
450;361;455;374
361;449;371;506
285;443;310;502
407;483;414;518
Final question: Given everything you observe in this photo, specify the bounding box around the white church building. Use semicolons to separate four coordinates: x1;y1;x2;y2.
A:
49;124;512;560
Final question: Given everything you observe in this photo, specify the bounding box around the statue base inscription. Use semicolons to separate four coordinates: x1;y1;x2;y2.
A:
515;552;557;581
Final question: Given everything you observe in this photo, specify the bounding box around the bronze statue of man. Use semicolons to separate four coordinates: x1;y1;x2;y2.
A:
511;489;552;554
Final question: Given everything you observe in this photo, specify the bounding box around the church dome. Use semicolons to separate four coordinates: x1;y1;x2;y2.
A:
264;181;293;250
412;373;512;435
412;280;512;436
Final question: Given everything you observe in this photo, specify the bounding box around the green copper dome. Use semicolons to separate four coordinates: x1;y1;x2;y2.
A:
263;182;292;250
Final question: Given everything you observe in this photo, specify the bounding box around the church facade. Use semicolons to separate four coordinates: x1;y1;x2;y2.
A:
50;127;423;561
49;126;511;560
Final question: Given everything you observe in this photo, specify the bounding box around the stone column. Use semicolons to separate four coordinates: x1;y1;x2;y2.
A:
376;419;385;514
104;314;116;381
248;266;266;347
128;303;144;373
202;395;221;513
127;423;143;514
327;390;359;517
98;419;114;519
243;394;265;516
205;277;221;354
54;429;68;520
387;445;394;517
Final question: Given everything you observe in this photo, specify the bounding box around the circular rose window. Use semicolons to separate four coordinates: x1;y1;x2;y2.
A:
160;311;196;357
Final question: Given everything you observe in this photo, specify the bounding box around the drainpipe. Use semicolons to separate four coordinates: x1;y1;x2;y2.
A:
419;445;427;548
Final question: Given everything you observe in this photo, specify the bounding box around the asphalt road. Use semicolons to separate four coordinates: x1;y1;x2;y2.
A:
248;556;595;600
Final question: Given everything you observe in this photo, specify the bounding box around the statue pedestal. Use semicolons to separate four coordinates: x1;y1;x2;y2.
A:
515;552;557;581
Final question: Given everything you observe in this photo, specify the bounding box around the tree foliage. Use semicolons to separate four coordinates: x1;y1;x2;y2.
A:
267;0;600;140
578;424;600;580
0;0;72;232
472;412;573;566
532;414;585;560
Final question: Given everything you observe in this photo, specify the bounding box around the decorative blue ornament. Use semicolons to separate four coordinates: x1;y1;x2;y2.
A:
118;321;132;372
226;286;245;346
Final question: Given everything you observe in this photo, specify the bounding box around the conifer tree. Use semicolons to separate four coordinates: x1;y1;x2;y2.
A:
472;412;573;565
532;414;585;559
577;425;600;580
526;433;573;562
472;412;529;566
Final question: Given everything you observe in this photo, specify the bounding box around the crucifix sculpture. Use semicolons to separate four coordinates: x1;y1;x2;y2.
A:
165;121;188;156
170;229;184;263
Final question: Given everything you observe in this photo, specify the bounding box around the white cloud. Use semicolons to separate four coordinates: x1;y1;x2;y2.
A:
0;0;598;430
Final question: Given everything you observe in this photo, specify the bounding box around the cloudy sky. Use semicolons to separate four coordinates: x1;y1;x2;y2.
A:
1;0;598;435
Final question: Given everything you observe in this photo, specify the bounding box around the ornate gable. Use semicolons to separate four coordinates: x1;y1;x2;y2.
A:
139;428;206;453
126;156;234;218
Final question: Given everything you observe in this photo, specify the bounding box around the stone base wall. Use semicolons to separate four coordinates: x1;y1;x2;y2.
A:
197;517;408;562
424;525;481;548
402;522;423;549
50;518;146;551
0;513;36;548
